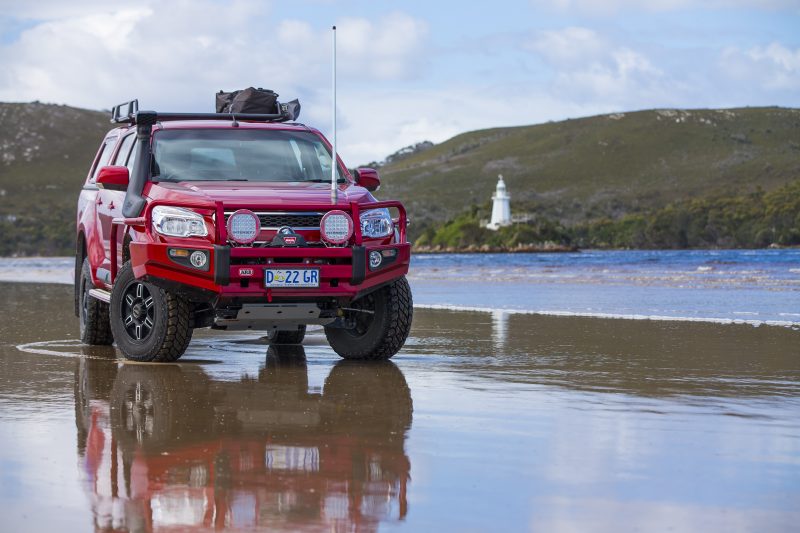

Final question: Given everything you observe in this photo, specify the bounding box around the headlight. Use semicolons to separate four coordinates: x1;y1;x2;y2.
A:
152;206;208;238
360;208;393;239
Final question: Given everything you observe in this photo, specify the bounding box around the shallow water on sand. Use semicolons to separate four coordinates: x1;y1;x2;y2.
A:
0;282;798;532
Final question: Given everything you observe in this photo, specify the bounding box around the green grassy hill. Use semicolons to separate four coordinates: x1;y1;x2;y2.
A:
0;103;798;255
0;102;110;255
377;107;800;236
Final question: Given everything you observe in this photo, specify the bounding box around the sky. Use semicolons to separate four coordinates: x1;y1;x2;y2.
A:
0;0;798;164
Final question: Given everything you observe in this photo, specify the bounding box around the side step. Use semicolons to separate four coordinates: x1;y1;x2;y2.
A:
88;288;111;303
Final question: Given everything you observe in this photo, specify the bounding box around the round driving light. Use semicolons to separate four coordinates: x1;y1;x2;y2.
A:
190;251;207;268
369;250;382;269
227;209;260;244
320;210;353;245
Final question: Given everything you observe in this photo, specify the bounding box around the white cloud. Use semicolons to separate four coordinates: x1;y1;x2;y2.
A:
275;13;428;82
526;26;608;66
538;0;799;15
525;27;668;107
720;43;800;91
533;497;800;533
337;12;428;80
336;85;603;165
545;0;691;14
0;1;796;165
0;3;429;163
0;3;428;105
0;0;142;20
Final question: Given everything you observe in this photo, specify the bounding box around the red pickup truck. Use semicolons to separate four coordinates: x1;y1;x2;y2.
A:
75;97;412;362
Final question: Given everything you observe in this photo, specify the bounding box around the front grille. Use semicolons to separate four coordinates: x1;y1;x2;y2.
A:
225;211;323;230
259;212;323;229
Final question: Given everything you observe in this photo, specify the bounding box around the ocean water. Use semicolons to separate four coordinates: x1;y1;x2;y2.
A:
407;249;800;327
1;249;798;326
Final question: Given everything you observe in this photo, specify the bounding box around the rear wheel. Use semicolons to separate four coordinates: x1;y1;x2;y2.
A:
324;277;413;360
79;258;114;345
265;325;306;344
110;262;192;362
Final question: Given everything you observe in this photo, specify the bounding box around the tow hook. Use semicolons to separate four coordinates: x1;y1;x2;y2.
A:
340;307;375;315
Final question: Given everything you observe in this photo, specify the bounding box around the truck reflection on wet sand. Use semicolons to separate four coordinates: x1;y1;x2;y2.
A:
74;346;412;532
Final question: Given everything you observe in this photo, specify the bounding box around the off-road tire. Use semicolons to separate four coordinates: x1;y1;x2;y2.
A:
110;261;192;362
265;325;306;344
325;276;413;360
321;360;413;439
79;258;114;345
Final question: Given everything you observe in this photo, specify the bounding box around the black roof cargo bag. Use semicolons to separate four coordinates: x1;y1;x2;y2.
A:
216;87;278;114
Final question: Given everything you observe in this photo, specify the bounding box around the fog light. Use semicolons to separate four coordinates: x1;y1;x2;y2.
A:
320;210;353;245
190;251;207;268
227;209;260;245
369;250;382;269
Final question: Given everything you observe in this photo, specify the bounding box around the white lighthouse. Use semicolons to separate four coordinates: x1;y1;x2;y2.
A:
487;174;511;230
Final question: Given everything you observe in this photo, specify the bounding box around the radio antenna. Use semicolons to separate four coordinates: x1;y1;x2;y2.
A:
330;25;338;205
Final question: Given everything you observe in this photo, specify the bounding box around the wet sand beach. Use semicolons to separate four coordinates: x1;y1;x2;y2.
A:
0;282;799;532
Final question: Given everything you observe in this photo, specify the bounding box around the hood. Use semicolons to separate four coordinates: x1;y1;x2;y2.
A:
144;180;375;208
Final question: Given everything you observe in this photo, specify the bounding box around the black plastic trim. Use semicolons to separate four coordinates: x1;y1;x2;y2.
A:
143;275;217;303
167;248;210;272
122;118;154;217
214;245;230;286
368;250;398;271
351;246;366;285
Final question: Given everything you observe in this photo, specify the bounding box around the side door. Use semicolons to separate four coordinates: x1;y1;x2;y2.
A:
95;133;134;284
85;135;118;284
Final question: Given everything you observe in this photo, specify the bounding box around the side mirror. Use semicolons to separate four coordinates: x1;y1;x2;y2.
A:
96;165;129;191
354;167;381;192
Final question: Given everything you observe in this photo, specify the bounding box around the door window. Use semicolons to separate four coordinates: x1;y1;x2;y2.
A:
114;134;135;166
90;137;118;181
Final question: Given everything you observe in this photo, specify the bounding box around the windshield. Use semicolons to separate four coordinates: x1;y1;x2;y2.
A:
151;129;346;183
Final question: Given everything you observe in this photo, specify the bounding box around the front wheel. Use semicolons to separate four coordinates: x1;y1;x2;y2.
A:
324;277;413;360
109;262;192;362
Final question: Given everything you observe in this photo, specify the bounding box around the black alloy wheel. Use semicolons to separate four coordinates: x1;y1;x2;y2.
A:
121;281;155;342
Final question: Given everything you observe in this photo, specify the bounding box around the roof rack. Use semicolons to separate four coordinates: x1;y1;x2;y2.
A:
110;98;297;125
110;99;139;123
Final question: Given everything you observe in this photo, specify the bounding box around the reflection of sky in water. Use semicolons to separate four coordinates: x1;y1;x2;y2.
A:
404;380;800;532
